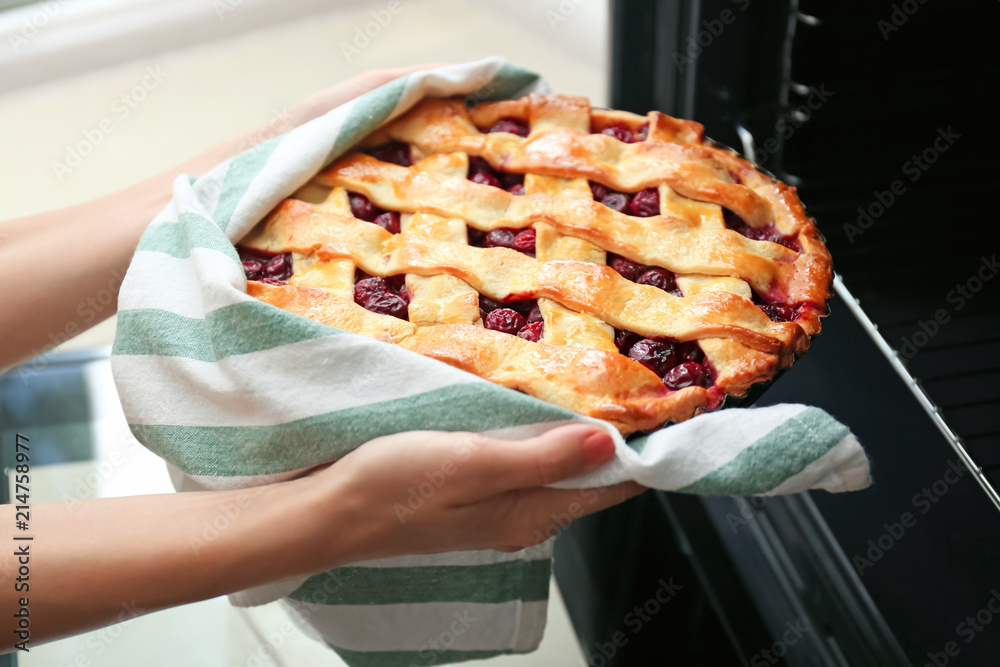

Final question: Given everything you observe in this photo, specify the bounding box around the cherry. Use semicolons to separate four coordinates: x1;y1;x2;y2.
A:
478;295;503;313
264;254;291;280
485;308;526;335
629;188;660;217
760;304;798;322
608;254;648;282
387;274;406;291
258;277;286;285
471;171;501;188
507;183;525;196
628;338;678;377
637;268;676;292
354;277;407;319
373;211;400;234
506;299;536;317
242;259;264;281
599;191;631;213
517;320;544;342
590;181;611;200
366;292;408;319
634;125;649;141
663;362;714;390
398;284;410;304
349;193;379;222
368;141;411;167
354;276;391;303
468;156;495;175
527;304;543;323
488;118;530;137
615;329;642;355
723;209;801;252
512;229;536;253
484;229;517;248
499;172;524;190
676;341;704;364
601;125;633;143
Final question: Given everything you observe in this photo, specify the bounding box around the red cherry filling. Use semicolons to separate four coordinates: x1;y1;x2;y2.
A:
628;338;678;377
354;276;408;320
471;227;534;256
238;246;292;283
752;291;800;323
601;126;633;143
608;254;647;281
760;304;798;323
614;329;642;356
348;192;405;235
527;304;543;323
636;268;677;293
676;340;705;364
366;141;412;167
373;211;400;234
589;181;636;213
349;193;379;222
663;362;714;390
592;122;647;143
242;259;264;280
468;157;525;194
512;229;536;254
615;330;712;388
484;229;516;248
629;188;660;217
517;320;544;342
470;171;501;188
723;209;801;252
485;308;526;335
487;118;530;137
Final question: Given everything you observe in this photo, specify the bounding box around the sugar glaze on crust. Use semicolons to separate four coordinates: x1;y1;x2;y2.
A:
238;93;833;435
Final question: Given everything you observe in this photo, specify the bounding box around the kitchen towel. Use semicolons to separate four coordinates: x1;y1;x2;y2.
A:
112;57;871;666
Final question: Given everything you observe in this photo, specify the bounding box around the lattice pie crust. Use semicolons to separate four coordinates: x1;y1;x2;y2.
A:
238;94;832;435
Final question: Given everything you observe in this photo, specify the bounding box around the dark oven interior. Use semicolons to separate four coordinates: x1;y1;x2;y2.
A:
554;1;1000;665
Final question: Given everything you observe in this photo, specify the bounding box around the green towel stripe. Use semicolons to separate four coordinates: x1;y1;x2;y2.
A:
291;560;551;606
213;137;284;232
113;302;340;361
327;76;409;165
130;383;573;477
135;212;237;260
329;647;511;667
677;407;850;495
471;61;542;103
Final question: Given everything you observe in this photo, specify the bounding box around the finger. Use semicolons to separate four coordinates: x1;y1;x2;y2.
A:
497;482;646;548
474;425;618;496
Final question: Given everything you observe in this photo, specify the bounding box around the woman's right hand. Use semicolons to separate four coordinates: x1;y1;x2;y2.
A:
300;424;645;568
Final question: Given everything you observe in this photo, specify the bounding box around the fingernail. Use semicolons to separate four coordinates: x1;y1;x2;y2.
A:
582;431;616;467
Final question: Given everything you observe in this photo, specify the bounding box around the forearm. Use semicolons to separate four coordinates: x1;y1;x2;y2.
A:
1;476;337;649
0;125;274;372
0;65;444;372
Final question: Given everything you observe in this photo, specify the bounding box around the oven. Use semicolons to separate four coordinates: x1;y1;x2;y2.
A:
554;1;1000;664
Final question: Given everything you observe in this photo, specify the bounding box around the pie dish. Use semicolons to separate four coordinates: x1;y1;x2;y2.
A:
237;93;832;435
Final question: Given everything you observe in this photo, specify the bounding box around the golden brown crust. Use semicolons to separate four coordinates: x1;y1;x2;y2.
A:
248;282;709;434
239;93;832;435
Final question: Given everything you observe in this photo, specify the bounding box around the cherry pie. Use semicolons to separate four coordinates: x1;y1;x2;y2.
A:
239;93;831;435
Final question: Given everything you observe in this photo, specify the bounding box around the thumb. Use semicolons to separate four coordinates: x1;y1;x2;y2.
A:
477;425;617;495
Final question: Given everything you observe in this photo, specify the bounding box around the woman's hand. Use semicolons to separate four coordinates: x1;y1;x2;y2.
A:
302;424;644;567
2;424;642;649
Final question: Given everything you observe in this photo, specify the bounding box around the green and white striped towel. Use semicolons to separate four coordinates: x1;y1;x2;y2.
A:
111;58;871;666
